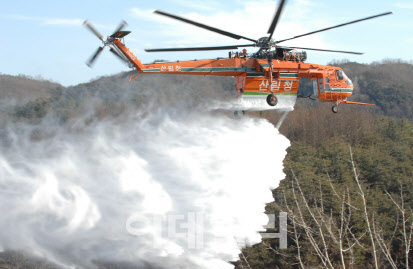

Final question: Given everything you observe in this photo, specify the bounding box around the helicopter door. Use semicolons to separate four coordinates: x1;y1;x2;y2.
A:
312;80;318;97
318;78;324;95
324;77;332;99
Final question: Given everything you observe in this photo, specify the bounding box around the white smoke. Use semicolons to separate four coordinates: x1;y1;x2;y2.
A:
0;78;290;268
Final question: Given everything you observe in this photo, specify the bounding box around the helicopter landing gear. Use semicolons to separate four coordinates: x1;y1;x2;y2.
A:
266;93;278;106
332;105;339;113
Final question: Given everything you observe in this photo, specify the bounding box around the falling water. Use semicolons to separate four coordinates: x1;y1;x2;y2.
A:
0;76;291;268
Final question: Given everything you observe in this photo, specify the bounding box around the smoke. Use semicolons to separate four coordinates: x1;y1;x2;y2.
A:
0;75;290;268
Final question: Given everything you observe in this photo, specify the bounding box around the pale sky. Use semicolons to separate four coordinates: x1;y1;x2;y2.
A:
0;0;411;86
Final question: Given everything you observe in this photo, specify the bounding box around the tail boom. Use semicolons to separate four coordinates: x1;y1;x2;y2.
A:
113;39;145;72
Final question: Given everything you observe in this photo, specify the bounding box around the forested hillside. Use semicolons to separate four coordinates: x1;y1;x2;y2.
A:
235;105;413;268
1;60;413;268
340;60;413;120
0;74;64;105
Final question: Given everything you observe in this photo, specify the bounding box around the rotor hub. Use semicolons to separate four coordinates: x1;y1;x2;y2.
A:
257;37;275;49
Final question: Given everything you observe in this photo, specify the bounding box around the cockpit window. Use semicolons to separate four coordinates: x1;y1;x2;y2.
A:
336;70;344;80
340;71;352;85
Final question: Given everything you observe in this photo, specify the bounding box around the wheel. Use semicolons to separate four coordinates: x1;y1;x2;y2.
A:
266;94;278;106
332;106;339;113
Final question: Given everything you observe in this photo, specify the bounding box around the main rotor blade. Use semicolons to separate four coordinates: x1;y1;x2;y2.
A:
276;11;393;44
154;10;257;43
145;44;256;52
267;0;287;40
279;46;364;55
109;47;129;64
112;20;128;35
83;20;104;41
86;46;104;67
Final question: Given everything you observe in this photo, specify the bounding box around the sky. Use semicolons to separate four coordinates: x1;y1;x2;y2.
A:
0;0;412;86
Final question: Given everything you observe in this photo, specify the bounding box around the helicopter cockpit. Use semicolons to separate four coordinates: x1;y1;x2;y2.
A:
336;69;353;86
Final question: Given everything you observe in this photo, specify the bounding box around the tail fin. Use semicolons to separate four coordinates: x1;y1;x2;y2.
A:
113;39;145;72
110;31;131;39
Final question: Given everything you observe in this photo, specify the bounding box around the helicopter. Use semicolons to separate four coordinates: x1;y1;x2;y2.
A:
83;0;392;113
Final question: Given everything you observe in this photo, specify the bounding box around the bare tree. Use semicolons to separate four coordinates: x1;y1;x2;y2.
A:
282;170;367;269
349;146;379;269
384;184;413;268
372;213;398;269
241;146;412;269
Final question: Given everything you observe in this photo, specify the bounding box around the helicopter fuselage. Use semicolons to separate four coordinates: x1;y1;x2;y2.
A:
138;49;354;107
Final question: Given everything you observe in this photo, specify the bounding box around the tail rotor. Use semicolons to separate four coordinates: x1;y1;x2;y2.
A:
109;47;129;64
112;20;128;34
86;46;104;67
83;20;130;67
83;20;104;41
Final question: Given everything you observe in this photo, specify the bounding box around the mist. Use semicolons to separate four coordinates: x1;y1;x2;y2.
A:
0;74;290;268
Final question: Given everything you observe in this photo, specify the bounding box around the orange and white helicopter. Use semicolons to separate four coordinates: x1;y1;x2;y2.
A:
84;0;392;113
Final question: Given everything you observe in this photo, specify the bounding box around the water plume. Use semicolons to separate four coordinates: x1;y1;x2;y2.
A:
0;75;291;268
